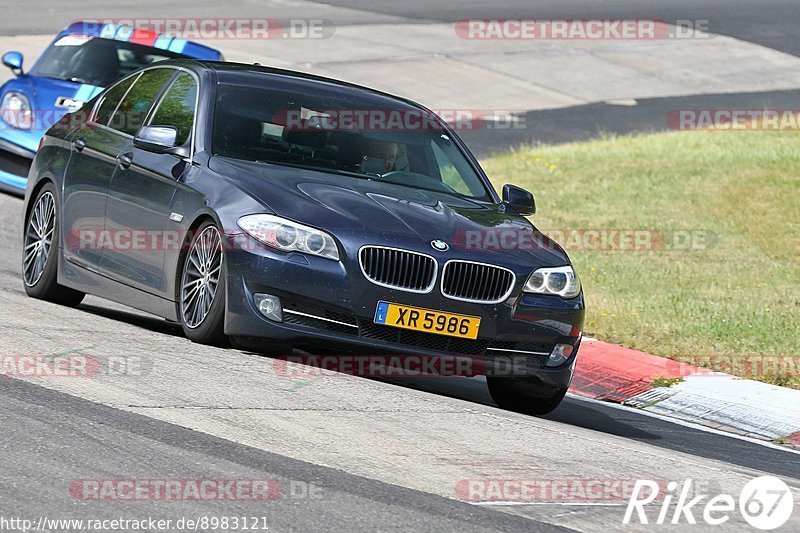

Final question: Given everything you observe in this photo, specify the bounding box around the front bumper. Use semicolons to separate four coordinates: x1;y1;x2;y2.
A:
223;234;585;388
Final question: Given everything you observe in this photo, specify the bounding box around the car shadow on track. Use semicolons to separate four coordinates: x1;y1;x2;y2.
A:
79;302;662;441
64;302;800;480
236;342;661;442
379;374;659;441
77;299;660;442
77;302;184;337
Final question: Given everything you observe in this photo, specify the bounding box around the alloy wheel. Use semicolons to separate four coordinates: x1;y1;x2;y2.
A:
23;191;56;287
180;225;223;329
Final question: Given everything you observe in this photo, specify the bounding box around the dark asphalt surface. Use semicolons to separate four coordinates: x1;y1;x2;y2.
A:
321;0;800;57
459;88;800;155
4;0;798;57
17;292;800;483
0;376;564;533
335;376;800;481
1;1;797;151
328;0;800;153
1;2;799;529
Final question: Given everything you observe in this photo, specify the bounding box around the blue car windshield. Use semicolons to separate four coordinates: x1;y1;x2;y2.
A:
31;36;185;87
212;83;492;201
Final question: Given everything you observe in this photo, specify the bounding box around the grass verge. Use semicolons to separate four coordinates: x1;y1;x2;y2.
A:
481;130;800;387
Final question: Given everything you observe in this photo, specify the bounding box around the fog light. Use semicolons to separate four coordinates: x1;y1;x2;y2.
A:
254;293;282;322
546;343;574;367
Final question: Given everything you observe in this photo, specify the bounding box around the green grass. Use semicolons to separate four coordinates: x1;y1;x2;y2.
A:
481;131;800;387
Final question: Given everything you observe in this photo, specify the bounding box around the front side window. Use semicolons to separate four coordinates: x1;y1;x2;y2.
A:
94;75;136;126
148;72;197;146
430;140;478;197
109;68;174;136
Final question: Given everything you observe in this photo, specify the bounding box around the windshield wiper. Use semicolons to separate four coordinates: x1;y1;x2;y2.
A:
37;74;91;84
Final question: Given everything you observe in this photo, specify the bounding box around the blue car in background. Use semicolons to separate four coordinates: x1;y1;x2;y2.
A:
0;21;222;194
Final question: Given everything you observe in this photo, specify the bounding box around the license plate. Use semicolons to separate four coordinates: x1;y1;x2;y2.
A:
373;301;481;340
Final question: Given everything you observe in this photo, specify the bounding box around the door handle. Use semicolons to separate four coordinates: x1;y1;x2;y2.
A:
117;153;133;169
72;138;86;152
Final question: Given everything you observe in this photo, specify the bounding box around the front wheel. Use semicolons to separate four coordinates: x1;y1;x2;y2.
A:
486;376;567;416
22;183;85;306
178;221;227;346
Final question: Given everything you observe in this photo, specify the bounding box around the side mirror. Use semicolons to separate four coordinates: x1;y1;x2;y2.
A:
502;184;536;215
133;125;178;154
2;51;23;75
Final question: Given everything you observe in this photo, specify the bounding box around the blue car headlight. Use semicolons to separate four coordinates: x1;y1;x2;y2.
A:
237;214;340;261
1;91;33;130
524;265;581;299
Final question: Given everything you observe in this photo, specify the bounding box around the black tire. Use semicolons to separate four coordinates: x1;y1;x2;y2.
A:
22;183;85;307
486;376;567;416
177;220;228;346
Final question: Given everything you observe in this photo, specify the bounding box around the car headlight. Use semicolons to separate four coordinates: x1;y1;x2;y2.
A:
524;265;581;299
1;91;32;130
237;214;340;261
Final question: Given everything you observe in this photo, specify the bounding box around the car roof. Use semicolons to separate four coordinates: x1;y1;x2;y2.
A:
182;60;433;113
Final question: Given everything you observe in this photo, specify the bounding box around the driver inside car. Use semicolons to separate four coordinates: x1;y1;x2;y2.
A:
362;140;399;174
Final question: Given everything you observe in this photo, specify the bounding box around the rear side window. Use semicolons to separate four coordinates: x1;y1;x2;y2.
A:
148;72;197;146
94;75;136;126
109;68;174;136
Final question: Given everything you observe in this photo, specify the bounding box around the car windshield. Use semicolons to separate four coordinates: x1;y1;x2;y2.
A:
31;35;185;87
212;83;492;200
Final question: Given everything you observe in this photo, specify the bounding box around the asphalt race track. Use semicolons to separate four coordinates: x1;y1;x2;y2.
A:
0;184;799;530
320;0;800;57
2;0;800;152
1;1;800;531
3;0;798;55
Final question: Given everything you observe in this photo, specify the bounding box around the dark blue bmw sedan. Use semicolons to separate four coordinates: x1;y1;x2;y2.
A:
23;60;584;414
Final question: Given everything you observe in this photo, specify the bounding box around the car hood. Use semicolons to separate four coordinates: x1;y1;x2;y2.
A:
211;157;570;266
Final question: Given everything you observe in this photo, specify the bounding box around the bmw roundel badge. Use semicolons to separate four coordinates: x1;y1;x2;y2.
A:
431;240;449;252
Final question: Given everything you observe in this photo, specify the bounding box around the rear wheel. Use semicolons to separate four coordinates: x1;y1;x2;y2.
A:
22;183;85;306
178;221;227;346
486;376;567;416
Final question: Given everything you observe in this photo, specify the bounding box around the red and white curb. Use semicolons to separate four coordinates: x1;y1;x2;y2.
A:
571;339;800;443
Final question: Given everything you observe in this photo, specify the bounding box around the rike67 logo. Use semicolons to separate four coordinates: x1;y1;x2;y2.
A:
624;476;794;529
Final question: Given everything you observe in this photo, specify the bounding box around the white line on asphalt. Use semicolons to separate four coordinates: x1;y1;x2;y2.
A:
567;393;800;457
